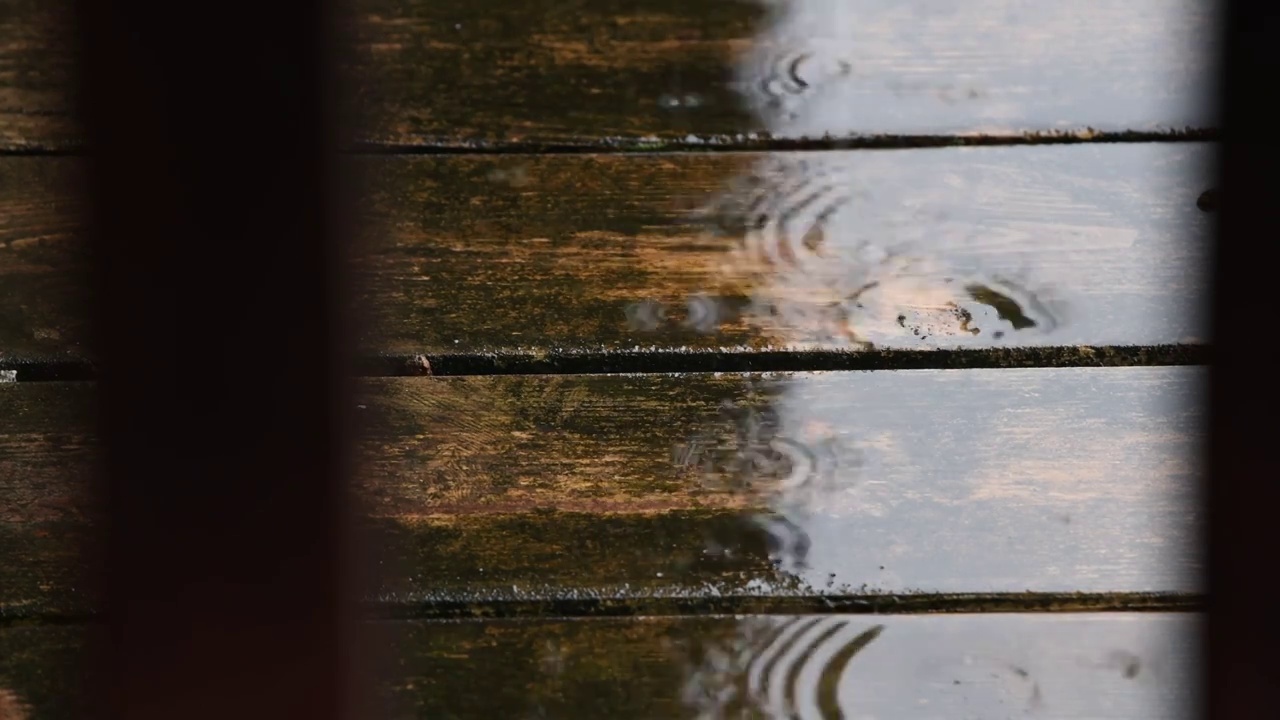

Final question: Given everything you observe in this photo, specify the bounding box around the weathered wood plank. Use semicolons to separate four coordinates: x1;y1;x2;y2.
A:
0;625;89;720
0;157;86;366
362;366;1204;605
350;0;1217;148
0;0;1216;150
2;366;1203;616
0;1;77;152
352;143;1213;357
0;382;96;618
381;613;1201;719
345;0;760;150
0;143;1213;368
0;613;1200;719
731;0;1218;141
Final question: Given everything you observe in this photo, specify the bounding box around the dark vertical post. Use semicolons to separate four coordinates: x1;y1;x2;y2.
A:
74;2;359;719
1209;2;1280;718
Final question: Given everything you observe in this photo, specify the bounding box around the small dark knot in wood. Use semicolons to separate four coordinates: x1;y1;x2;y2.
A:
1197;188;1219;212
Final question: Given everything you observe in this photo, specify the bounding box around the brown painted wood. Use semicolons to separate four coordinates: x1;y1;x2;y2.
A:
1;613;1199;719
1;365;1203;616
0;0;1216;150
0;143;1213;368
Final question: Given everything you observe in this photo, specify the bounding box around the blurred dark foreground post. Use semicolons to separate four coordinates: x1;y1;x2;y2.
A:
74;1;362;719
1210;1;1280;718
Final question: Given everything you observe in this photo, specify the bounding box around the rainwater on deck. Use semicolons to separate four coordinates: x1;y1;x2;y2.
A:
0;0;1212;717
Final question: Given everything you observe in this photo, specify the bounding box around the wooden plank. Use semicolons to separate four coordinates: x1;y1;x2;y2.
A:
0;143;1213;369
344;0;759;150
0;0;1216;150
0;382;95;618
0;0;77;152
729;0;1217;141
351;143;1213;358
362;365;1204;606
1;613;1200;718
75;0;363;716
383;613;1202;719
2;365;1203;616
0;157;87;366
348;0;1217;148
0;625;88;720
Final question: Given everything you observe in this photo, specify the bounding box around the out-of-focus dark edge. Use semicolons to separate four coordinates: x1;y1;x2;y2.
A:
73;0;367;718
367;592;1204;620
1209;2;1280;719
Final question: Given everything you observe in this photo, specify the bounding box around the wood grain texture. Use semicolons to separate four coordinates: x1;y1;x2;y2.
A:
0;383;96;618
0;0;1216;150
1;613;1199;719
364;365;1204;603
730;0;1217;141
2;366;1203;616
377;613;1200;719
0;625;87;720
356;142;1213;356
0;144;1212;367
349;0;1217;148
0;158;87;365
346;0;760;149
0;0;77;151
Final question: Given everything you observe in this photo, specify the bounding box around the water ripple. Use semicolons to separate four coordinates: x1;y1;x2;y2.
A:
681;617;886;719
695;153;1064;348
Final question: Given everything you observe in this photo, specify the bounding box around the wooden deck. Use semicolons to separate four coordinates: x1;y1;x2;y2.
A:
1;0;1216;151
0;0;1210;717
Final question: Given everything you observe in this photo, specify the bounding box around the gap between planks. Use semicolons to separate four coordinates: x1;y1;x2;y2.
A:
347;128;1220;154
0;345;1210;382
0;128;1221;158
362;592;1204;621
1;592;1203;627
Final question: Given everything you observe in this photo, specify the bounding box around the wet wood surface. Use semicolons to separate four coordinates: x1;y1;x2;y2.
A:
378;613;1201;719
0;2;1209;713
1;0;1215;151
351;143;1211;358
0;143;1212;370
2;365;1202;617
1;613;1198;719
